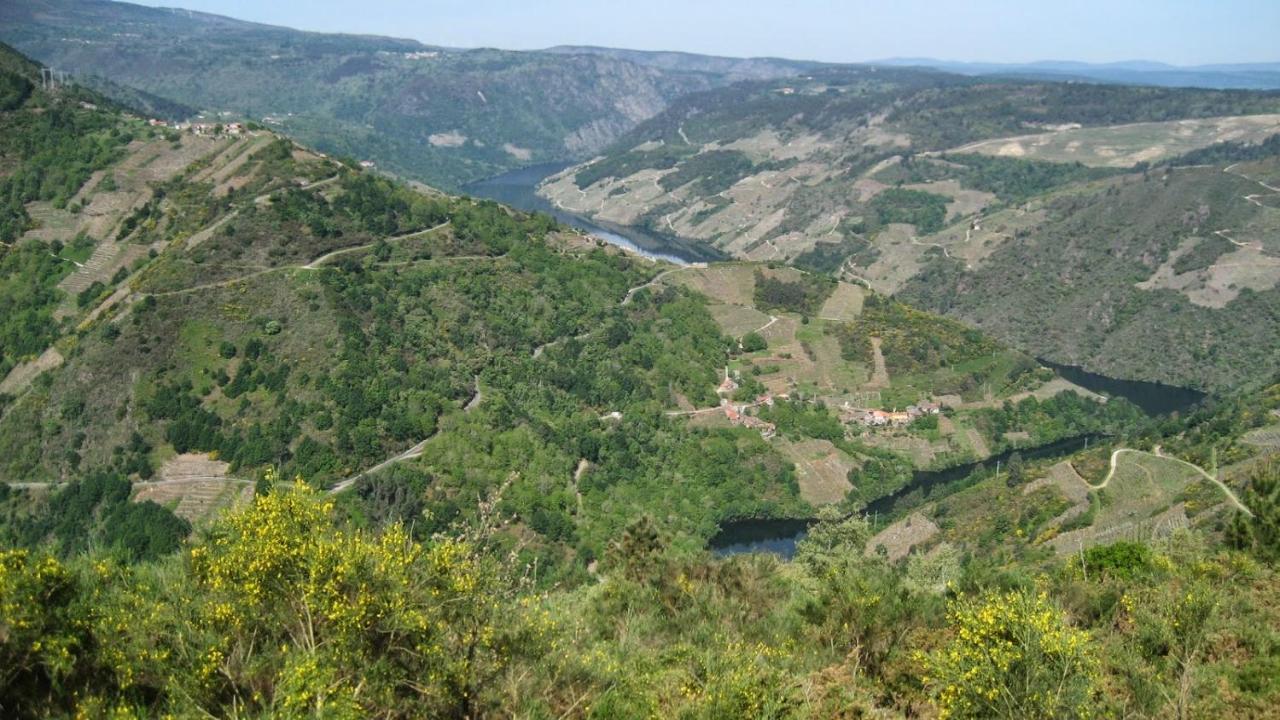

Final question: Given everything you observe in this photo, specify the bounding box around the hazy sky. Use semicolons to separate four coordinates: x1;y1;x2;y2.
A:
127;0;1279;66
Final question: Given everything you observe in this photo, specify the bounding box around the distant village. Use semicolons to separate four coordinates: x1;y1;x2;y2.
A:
715;368;942;439
147;118;245;135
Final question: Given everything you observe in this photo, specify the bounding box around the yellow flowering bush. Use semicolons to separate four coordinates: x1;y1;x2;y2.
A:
180;477;518;717
921;588;1099;719
0;549;82;714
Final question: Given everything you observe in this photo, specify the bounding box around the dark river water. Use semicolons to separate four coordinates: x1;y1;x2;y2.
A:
709;434;1103;559
463;163;723;265
1036;358;1206;416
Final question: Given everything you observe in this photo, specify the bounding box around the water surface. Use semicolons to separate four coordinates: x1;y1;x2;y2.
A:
464;163;723;265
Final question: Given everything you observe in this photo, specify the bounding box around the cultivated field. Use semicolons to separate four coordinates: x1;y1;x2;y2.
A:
776;438;856;504
133;453;252;523
944;114;1280;167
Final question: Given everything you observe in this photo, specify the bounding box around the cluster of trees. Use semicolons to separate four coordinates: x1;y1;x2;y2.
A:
655;149;758;196
0;242;66;378
869;187;950;234
971;391;1148;454
836;294;1002;377
0;471;189;563
0;78;130;241
942;154;1122;204
752;269;835;315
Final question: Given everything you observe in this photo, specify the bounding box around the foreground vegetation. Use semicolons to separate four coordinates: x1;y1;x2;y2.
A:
3;468;1279;718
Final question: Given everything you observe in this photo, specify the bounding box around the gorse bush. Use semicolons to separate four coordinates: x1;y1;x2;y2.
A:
921;588;1099;719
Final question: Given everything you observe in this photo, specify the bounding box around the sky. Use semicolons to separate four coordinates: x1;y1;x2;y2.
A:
126;0;1280;66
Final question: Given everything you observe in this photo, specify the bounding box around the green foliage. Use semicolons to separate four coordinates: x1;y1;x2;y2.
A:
942;153;1122;204
752;269;835;315
0;97;129;242
1082;541;1156;580
897;163;1280;392
870;187;950;234
740;330;767;353
575;144;696;189
1171;234;1235;274
1163;132;1280;166
1228;461;1280;562
656;149;756;195
792;233;879;274
759;398;843;441
0;241;67;376
922;588;1100;719
836;293;1002;376
1;471;188;562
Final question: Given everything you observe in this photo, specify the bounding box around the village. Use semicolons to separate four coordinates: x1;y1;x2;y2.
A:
715;368;942;440
147;117;245;135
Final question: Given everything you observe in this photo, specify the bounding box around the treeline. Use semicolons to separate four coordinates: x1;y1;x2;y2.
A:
1164;132;1280;167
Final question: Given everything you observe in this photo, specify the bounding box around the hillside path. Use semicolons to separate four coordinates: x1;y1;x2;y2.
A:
1090;447;1253;516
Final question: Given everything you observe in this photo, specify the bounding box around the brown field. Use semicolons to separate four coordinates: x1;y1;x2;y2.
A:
865;512;939;561
817;282;865;322
135;453;251;523
944;114;1280;168
707;303;771;337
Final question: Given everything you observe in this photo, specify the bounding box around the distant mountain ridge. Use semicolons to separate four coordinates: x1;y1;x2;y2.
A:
873;57;1280;90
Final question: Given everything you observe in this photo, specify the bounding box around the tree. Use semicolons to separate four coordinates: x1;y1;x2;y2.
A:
1227;461;1279;562
1005;451;1025;488
740;331;767;353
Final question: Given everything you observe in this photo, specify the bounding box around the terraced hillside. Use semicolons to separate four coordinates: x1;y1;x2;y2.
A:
540;68;1280;259
538;69;1280;391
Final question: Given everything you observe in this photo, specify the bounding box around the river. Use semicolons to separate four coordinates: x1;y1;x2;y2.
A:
709;434;1103;559
709;361;1207;558
463;163;723;265
1036;358;1206;416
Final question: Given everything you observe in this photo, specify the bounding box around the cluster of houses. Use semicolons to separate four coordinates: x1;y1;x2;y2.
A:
716;371;778;439
712;368;945;438
147;118;245;135
840;401;941;428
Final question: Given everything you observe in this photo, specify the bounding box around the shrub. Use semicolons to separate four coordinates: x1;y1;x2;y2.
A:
922;588;1099;719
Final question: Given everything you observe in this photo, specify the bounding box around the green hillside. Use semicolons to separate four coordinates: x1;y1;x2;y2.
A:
537;67;1280;392
897;158;1280;392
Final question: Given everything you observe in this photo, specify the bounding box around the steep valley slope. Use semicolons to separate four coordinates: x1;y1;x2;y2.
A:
537;69;1280;391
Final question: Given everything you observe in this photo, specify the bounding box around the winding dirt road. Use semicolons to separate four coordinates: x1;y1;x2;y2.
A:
1089;447;1253;516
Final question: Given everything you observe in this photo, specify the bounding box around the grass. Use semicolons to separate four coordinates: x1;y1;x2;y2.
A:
175;320;225;395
